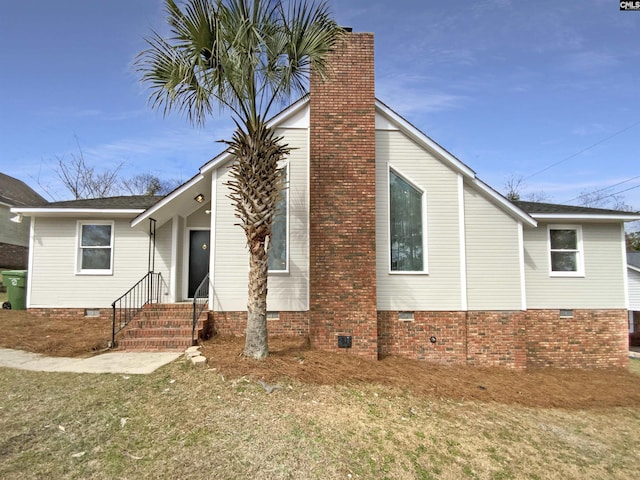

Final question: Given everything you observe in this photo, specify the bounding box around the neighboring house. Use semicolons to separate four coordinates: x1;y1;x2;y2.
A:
12;33;640;368
628;252;640;337
0;173;47;269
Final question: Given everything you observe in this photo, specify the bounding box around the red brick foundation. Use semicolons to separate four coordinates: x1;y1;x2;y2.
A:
28;307;112;323
524;309;628;369
378;311;467;364
210;311;309;338
378;309;628;369
26;306;628;368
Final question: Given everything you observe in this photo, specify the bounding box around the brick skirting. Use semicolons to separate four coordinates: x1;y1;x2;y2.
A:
26;306;629;368
28;307;113;323
210;311;309;337
378;309;628;369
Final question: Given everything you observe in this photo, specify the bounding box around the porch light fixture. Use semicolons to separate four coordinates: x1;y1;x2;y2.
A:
194;193;205;203
9;214;23;224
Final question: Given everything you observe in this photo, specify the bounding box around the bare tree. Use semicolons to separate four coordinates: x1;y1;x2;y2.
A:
56;141;123;199
122;173;180;196
503;175;551;203
577;189;634;211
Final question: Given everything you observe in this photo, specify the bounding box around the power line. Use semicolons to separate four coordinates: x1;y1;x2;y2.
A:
523;119;640;180
598;183;640;201
563;174;640;204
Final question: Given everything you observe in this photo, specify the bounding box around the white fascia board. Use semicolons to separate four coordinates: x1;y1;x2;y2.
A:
11;207;144;217
531;213;640;222
131;173;206;227
628;265;640;274
375;100;476;178
200;97;310;176
470;178;538;227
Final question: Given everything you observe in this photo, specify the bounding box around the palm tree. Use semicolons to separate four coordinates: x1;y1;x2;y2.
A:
136;0;342;359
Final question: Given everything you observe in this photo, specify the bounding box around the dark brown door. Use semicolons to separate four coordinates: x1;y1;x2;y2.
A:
188;230;210;298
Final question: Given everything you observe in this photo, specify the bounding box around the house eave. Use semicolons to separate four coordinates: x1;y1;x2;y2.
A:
11;207;145;218
531;213;640;222
629;264;640;274
469;178;538;227
131;173;209;228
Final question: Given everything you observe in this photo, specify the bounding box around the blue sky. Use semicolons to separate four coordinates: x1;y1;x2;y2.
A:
1;0;639;211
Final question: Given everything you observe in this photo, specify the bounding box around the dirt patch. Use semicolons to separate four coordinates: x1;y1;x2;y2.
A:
0;309;111;357
201;335;640;409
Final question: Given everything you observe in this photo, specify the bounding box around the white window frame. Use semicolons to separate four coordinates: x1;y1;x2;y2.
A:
388;166;428;274
268;163;289;274
548;224;584;277
75;220;114;275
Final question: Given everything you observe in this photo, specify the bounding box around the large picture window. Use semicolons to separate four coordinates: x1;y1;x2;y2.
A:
389;168;426;272
268;167;288;272
549;226;583;276
77;222;114;274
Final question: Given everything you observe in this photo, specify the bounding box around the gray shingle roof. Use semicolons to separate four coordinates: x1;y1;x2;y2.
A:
41;195;163;210
513;200;638;216
0;173;47;207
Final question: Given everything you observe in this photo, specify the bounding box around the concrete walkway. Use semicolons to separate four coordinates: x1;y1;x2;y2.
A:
0;348;182;374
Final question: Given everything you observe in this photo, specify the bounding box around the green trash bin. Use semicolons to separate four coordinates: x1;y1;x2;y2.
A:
1;270;27;310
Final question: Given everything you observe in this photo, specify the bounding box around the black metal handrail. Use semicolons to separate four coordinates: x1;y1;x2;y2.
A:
192;273;210;345
111;271;162;347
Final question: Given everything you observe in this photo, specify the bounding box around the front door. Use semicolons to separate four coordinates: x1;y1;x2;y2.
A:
188;230;210;298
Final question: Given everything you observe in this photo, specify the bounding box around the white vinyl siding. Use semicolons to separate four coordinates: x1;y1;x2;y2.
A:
153;221;173;303
523;222;626;308
463;185;522;310
29;217;150;308
212;128;309;311
376;129;462;311
629;267;640;311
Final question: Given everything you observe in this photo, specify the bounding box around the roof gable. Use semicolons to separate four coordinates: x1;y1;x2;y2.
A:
132;96;538;228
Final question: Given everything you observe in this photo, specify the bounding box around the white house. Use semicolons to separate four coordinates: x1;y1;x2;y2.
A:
12;33;640;368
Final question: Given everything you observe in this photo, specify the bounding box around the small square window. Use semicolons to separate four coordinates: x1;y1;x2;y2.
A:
77;221;114;274
559;309;574;318
548;226;583;277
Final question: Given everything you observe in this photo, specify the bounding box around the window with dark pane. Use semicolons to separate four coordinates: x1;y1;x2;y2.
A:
550;228;578;272
268;193;287;271
390;170;424;272
80;224;112;271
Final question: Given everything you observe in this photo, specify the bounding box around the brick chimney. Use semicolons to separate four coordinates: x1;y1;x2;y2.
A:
309;32;378;359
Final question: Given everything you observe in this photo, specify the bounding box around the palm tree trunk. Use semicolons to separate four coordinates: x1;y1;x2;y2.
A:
225;122;289;360
245;237;269;359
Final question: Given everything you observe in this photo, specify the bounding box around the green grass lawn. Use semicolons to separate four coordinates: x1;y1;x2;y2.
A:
1;360;640;480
